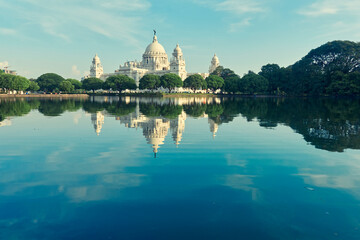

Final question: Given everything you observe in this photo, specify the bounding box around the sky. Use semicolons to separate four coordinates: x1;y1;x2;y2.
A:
0;0;360;80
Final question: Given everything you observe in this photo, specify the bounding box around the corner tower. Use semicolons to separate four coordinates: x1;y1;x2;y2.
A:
90;54;104;78
209;54;220;74
170;44;187;80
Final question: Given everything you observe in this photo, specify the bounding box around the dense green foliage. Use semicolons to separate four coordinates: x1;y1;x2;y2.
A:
27;81;40;92
183;74;206;91
59;80;75;93
239;71;268;94
257;41;360;96
82;77;104;92
205;75;224;92
36;73;65;92
67;79;82;89
160;73;183;91
259;64;290;94
139;74;161;90
104;75;136;92
0;74;30;92
209;40;360;96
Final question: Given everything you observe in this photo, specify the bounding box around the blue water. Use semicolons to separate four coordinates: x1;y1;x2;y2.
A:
0;96;360;239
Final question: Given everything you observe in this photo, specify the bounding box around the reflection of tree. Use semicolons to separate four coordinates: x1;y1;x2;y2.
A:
105;102;136;117
38;100;83;116
205;103;224;118
161;105;183;119
82;101;105;114
140;103;183;119
235;98;360;152
139;103;161;117
4;97;360;152
183;104;207;118
0;100;35;121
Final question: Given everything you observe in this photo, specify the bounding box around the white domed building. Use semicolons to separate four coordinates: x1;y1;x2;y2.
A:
86;32;219;87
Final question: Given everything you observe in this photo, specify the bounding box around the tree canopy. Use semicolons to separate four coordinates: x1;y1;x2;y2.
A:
36;73;64;92
67;79;82;89
0;74;30;91
206;75;224;92
82;77;104;92
160;73;183;91
27;81;40;92
183;74;206;91
59;80;75;93
223;75;240;94
239;71;269;94
104;75;136;91
139;74;160;90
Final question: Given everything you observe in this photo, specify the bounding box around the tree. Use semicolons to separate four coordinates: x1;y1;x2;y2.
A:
206;75;224;92
326;71;360;95
59;80;75;93
139;74;160;90
183;74;206;92
259;64;283;93
104;75;136;92
0;74;30;92
160;73;183;91
27;81;40;92
211;66;224;76
82;77;104;92
285;40;360;95
36;73;64;92
239;71;269;94
223;75;240;94
67;78;82;89
14;76;30;91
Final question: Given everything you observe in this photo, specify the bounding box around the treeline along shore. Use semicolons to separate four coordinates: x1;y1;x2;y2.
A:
0;94;89;98
1;40;360;97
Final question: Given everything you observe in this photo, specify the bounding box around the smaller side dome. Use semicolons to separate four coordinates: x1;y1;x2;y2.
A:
174;44;182;53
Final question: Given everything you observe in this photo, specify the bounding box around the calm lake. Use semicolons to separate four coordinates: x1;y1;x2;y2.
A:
1;96;360;239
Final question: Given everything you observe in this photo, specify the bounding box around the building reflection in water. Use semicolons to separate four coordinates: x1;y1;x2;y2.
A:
91;111;105;136
116;102;187;157
85;97;221;156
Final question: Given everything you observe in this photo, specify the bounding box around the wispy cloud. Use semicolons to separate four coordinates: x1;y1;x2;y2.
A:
215;0;264;15
0;28;17;36
229;18;252;32
0;0;151;45
299;0;360;16
298;0;360;39
194;0;266;32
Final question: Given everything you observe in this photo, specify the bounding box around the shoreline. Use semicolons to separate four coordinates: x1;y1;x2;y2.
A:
0;94;89;98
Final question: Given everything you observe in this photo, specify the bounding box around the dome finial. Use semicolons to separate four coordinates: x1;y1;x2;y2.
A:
153;30;158;42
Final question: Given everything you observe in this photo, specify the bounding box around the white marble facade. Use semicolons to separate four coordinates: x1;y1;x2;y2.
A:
85;32;220;87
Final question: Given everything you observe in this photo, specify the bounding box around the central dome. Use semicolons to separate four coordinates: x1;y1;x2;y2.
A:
142;34;170;71
144;35;167;56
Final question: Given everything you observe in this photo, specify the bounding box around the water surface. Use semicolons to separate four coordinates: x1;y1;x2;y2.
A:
0;96;360;239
